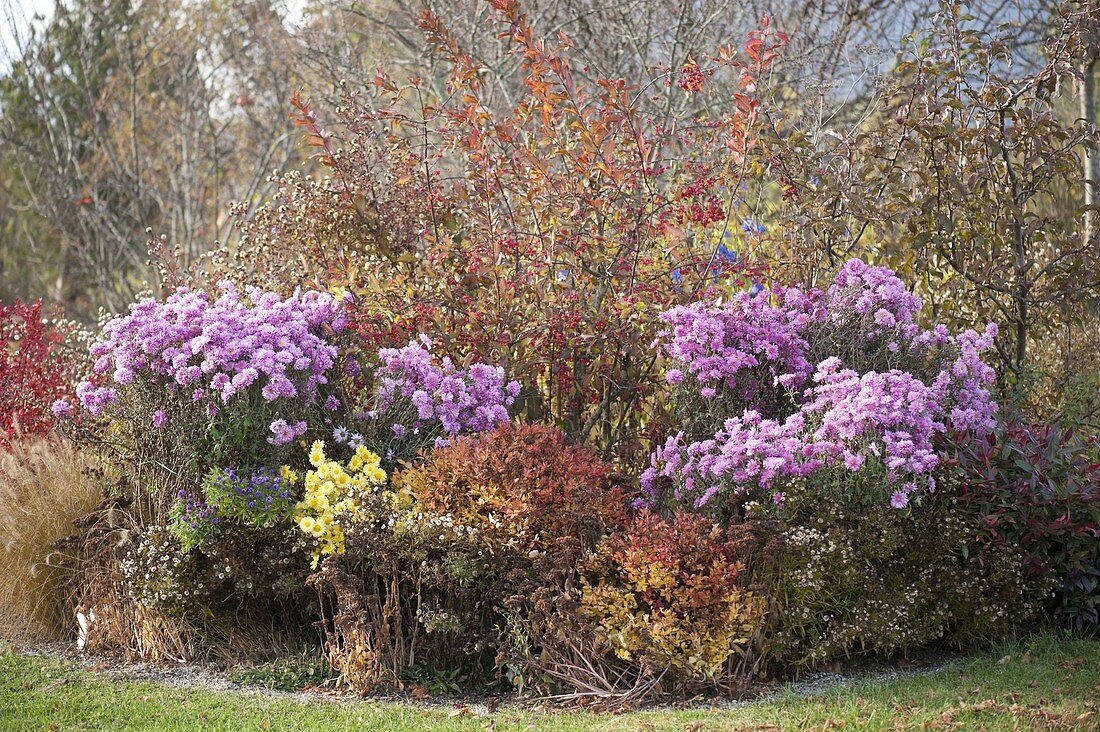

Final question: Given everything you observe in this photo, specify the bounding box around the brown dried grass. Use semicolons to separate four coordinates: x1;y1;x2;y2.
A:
0;433;101;641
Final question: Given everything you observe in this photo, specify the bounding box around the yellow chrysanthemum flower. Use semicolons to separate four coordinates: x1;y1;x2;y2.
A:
308;440;326;467
290;441;388;567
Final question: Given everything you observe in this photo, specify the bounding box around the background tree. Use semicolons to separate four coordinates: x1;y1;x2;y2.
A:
0;0;314;317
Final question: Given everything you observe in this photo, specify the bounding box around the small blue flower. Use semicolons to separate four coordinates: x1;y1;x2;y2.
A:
717;243;740;263
741;219;766;237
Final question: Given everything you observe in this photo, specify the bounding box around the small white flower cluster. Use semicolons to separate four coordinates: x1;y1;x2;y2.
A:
392;510;482;545
119;527;212;608
415;606;464;635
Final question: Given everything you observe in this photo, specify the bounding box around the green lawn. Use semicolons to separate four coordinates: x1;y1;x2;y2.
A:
1;634;1097;731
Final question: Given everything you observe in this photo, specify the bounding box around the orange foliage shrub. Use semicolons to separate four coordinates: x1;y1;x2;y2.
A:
394;423;626;547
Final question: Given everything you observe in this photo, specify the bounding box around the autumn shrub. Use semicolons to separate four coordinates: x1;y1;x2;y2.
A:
759;465;1047;669
217;1;787;464
306;424;623;693
397;423;625;547
0;436;100;641
490;508;769;709
943;422;1100;631
571;510;766;699
0;300;82;448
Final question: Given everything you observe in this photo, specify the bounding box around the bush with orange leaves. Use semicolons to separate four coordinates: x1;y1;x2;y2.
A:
394;423;626;549
583;512;765;687
501;508;767;707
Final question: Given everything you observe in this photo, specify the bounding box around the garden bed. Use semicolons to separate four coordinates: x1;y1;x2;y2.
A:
1;0;1098;716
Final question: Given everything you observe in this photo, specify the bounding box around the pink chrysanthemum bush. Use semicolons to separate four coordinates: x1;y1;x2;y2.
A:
643;259;1043;667
48;282;355;658
644;258;998;514
342;336;521;467
61;282;351;513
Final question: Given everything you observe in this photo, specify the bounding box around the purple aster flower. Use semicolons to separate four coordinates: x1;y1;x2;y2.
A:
642;258;998;511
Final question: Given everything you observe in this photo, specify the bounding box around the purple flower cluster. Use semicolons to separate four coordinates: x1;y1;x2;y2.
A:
206;467;294;523
659;286;821;399
644;259;999;509
372;336;521;439
174;489;220;531
643;411;812;508
74;282;346;421
268;419;307;445
825;258;923;332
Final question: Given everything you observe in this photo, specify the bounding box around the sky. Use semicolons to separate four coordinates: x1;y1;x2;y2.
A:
1;0;53;69
0;0;311;72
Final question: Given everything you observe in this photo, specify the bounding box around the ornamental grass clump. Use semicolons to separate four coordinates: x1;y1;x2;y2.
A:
0;435;100;641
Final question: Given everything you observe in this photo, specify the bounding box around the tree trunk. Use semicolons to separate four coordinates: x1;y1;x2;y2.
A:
1083;59;1097;245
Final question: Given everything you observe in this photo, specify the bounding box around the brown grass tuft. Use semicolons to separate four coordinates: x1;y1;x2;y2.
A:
0;434;101;641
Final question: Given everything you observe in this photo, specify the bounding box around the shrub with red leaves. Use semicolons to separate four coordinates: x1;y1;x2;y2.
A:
0;300;74;447
943;423;1100;630
395;422;626;548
